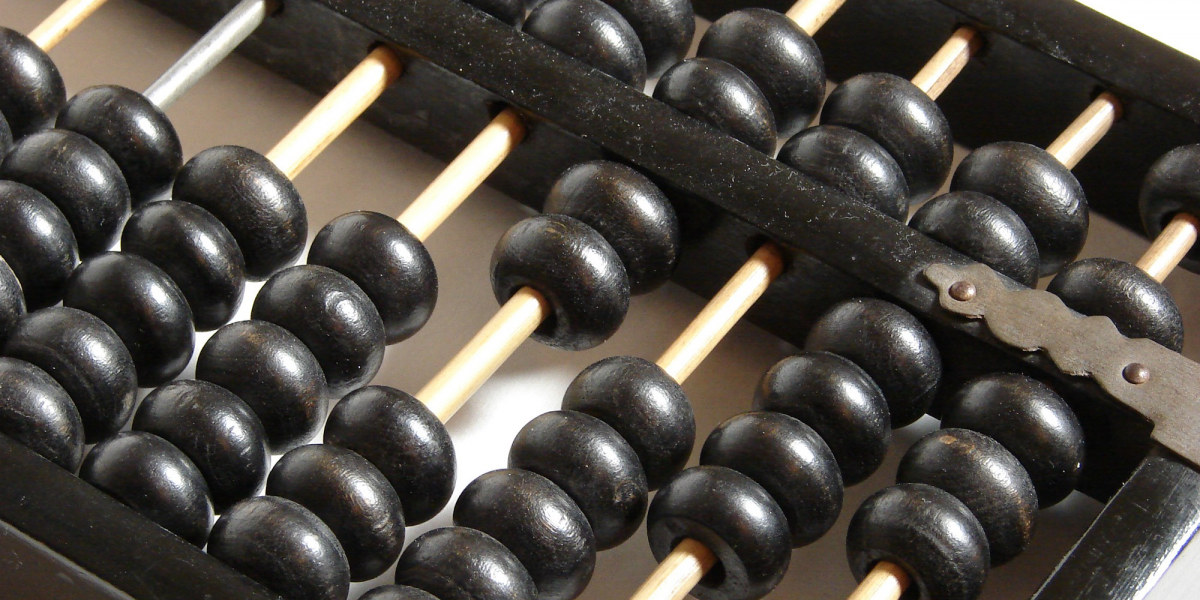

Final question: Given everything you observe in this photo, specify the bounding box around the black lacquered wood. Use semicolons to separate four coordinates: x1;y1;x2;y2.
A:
1139;144;1200;273
467;0;523;26
1048;257;1183;351
0;180;79;310
653;57;776;155
0;259;23;346
910;190;1040;287
0;27;65;137
0;357;82;471
777;124;908;220
525;0;647;88
601;0;693;77
394;526;537;600
360;585;440;600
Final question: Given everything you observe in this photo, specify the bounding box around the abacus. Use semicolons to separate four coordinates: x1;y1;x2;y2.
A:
0;1;1198;600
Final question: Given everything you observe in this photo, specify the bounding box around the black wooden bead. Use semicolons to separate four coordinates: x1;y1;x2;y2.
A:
952;141;1089;276
1140;144;1200;273
654;58;777;155
56;85;182;204
0;180;79;309
697;8;823;137
395;526;537;600
0;357;82;471
543;161;680;294
777;125;908;220
133;379;269;511
897;428;1038;566
455;469;596;600
466;0;524;26
846;484;989;600
821;73;953;201
0;259;23;346
3;307;137;443
701;412;842;547
80;431;213;546
942;373;1085;507
647;466;791;600
0;27;65;136
491;214;629;350
753;351;890;485
309;211;437;344
601;0;693;77
0;129;131;257
63;252;194;386
196;320;327;453
804;298;941;427
173;145;307;280
1048;257;1184;351
562;356;692;489
324;385;455;525
122;200;246;331
267;444;406;581
361;585;440;600
208;496;350;600
525;0;647;88
910;191;1040;287
509;410;648;549
252;265;385;397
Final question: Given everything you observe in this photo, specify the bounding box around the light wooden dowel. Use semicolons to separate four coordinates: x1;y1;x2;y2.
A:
785;0;848;35
911;27;981;100
28;0;108;50
846;561;912;600
398;107;527;241
656;242;786;384
1137;213;1199;283
1046;92;1122;169
415;286;550;422
629;539;718;600
266;46;404;179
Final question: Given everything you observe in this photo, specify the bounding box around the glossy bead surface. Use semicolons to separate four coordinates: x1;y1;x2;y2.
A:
466;0;524;26
394;527;537;600
0;181;78;309
910;191;1040;287
173;145;306;280
0;357;83;471
0;27;65;136
778;125;908;220
543;160;680;294
525;0;647;87
360;585;440;600
602;0;692;76
1140;144;1200;272
80;431;213;546
654;57;777;155
196;320;327;453
309;211;437;344
562;356;692;489
0;259;23;346
1048;257;1184;351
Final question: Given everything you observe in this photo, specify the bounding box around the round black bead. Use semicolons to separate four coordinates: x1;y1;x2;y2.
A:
173;145;307;280
525;0;647;88
0;129;131;257
324;385;455;525
252;265;385;397
208;496;350;600
395;527;537;600
847;484;989;600
0;27;66;136
361;585;440;600
267;444;406;581
804;298;941;427
1140;144;1200;273
309;211;437;344
941;373;1085;507
910;191;1040;287
778;124;908;221
543;160;680;294
0;357;82;471
821;73;953;201
697;8;823;137
63;252;194;386
601;0;693;76
0;259;23;345
509;410;648;549
466;0;524;26
80;431;213;546
491;214;629;350
897;428;1038;566
1048;257;1184;351
196;320;327;453
654;57;777;155
647;466;791;600
56;85;182;204
132;379;269;511
952;141;1089;276
562;356;692;489
454;469;595;600
3;307;137;443
0;180;79;309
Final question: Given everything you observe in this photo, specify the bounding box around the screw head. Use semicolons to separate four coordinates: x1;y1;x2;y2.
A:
949;280;977;302
1123;363;1150;385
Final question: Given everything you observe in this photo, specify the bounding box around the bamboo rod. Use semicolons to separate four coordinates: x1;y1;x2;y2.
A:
27;0;107;50
785;0;848;35
1045;92;1122;169
911;27;982;100
1137;213;1199;283
629;539;718;600
846;562;911;600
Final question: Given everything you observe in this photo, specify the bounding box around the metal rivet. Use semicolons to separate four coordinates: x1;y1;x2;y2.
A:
949;280;977;302
1123;363;1150;385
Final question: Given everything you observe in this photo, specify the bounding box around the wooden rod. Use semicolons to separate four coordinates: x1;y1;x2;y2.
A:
265;46;404;179
910;26;981;100
846;561;912;600
785;0;848;35
1045;92;1122;169
656;242;786;384
629;539;718;600
1136;213;1199;283
28;0;108;50
398;107;527;241
415;286;550;422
